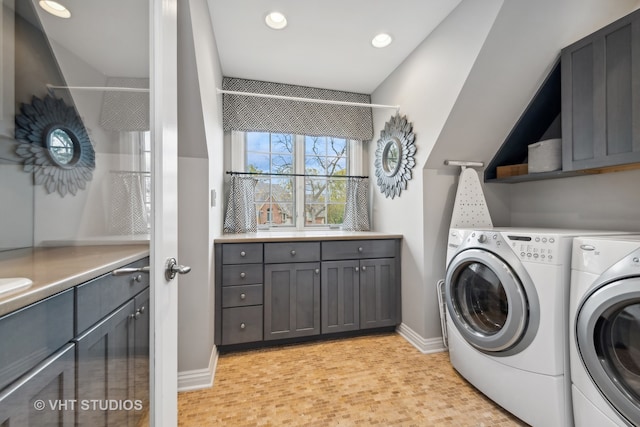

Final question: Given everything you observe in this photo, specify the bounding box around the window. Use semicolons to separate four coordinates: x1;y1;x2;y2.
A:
239;131;358;229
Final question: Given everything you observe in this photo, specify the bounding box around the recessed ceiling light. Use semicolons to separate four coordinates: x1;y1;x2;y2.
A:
265;12;287;30
372;33;392;48
39;0;71;18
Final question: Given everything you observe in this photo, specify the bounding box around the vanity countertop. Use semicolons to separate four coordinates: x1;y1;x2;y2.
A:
214;230;403;243
0;245;149;317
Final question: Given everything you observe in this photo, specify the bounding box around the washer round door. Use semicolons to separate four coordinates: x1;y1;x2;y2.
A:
576;277;640;426
445;249;529;353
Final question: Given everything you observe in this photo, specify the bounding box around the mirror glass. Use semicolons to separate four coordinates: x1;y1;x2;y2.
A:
383;138;402;176
47;128;76;165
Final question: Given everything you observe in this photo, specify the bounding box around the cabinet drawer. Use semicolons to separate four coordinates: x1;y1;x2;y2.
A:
76;257;150;335
222;284;263;308
222;243;263;264
222;306;263;345
322;240;396;260
222;264;263;286
0;289;74;391
264;242;320;264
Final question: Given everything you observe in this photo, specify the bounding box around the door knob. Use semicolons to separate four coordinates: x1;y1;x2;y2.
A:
165;258;192;280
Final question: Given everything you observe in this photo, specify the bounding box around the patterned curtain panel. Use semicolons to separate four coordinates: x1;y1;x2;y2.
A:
109;172;148;235
224;176;258;233
222;77;374;141
99;77;149;131
342;178;370;231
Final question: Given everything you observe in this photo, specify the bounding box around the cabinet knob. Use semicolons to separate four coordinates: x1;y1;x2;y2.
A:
361;265;367;271
240;323;246;329
291;250;296;256
240;293;246;300
139;306;145;314
134;274;143;283
240;272;246;278
130;309;142;320
315;269;320;274
240;251;246;257
355;267;359;272
358;247;363;252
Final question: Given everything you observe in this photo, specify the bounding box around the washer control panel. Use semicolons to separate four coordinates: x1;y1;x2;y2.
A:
505;234;560;264
455;230;561;265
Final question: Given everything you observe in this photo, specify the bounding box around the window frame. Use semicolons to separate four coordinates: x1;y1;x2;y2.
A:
231;131;362;231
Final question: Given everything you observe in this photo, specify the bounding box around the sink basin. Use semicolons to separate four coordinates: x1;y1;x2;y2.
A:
0;278;33;296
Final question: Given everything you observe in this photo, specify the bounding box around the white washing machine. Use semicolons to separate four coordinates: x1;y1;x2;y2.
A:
570;235;640;427
445;227;619;427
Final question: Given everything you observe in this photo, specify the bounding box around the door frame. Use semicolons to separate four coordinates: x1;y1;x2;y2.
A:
149;0;179;425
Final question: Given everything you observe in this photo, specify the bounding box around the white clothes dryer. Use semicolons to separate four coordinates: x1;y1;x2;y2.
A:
570;235;640;427
445;227;620;427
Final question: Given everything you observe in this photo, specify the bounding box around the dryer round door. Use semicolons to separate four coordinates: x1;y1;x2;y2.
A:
445;249;529;353
576;277;640;426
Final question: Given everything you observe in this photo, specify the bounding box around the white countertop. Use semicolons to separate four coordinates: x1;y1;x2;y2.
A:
214;230;403;243
0;245;150;317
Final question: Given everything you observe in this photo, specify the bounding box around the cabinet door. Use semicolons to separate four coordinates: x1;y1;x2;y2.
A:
321;260;359;334
0;343;75;427
264;262;320;340
75;300;135;427
360;258;398;329
562;10;640;170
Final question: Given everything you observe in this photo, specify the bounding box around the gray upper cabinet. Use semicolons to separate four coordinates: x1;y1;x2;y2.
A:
264;262;321;340
562;8;640;170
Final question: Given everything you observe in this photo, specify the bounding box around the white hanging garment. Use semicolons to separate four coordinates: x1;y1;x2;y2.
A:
449;167;493;229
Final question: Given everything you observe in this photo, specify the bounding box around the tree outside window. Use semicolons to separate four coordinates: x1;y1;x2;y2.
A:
245;132;349;228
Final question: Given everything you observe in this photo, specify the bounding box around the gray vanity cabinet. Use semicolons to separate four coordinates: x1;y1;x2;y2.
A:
0;343;75;426
561;8;640;171
264;261;321;340
74;262;150;427
321;260;360;334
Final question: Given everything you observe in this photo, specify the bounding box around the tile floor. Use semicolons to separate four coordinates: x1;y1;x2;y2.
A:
178;333;528;426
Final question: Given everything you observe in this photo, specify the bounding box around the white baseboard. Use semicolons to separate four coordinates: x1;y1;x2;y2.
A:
177;346;219;392
396;323;447;354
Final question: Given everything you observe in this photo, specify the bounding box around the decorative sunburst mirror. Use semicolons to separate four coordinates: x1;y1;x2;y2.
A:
374;114;416;199
15;95;95;197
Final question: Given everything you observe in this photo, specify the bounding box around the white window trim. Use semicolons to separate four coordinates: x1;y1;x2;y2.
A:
230;131;362;231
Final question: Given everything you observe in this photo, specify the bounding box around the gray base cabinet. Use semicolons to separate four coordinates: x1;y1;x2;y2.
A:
215;238;401;347
321;260;360;333
265;262;321;340
360;258;397;329
75;288;149;427
0;343;75;426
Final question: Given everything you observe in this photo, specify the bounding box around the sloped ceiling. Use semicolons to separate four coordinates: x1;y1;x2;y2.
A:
425;0;639;169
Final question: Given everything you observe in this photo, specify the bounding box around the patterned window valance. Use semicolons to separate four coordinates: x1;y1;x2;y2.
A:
222;77;374;141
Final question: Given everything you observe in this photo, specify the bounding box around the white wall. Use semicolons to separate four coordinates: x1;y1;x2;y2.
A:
369;0;504;341
509;169;640;231
176;0;224;381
